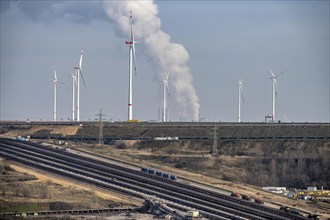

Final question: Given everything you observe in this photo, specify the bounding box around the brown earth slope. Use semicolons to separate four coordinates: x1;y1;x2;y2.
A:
0;159;137;214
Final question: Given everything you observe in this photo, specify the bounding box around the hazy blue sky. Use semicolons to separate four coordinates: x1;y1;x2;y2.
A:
1;1;329;122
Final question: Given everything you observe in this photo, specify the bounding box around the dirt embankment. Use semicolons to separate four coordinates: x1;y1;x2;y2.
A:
0;126;79;138
131;139;330;188
1;123;329;139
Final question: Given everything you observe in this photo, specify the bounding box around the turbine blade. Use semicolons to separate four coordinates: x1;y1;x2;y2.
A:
165;72;169;81
79;69;86;87
239;78;243;86
276;70;287;78
74;74;77;86
274;79;278;98
70;72;78;86
54;67;57;81
269;69;276;78
129;12;137;76
130;11;134;43
79;49;83;69
240;88;245;104
132;44;137;76
166;82;171;97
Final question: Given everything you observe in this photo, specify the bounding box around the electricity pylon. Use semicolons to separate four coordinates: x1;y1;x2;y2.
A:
209;124;219;156
96;109;106;146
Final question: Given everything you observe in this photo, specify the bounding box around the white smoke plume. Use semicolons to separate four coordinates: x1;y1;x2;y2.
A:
104;1;200;121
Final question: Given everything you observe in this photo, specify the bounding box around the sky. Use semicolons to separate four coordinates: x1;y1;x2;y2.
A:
0;0;329;122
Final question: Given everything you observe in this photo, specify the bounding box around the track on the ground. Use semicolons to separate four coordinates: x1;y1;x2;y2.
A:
0;138;308;220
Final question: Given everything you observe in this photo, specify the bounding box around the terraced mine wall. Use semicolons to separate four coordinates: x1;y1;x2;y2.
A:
2;122;326;139
1;122;329;188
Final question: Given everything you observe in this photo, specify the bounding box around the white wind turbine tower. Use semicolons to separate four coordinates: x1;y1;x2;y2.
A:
52;66;63;121
75;50;86;122
269;67;286;121
237;79;244;123
125;11;137;121
69;71;77;121
161;73;171;122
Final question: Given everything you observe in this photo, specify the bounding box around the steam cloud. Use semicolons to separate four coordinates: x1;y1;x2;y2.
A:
104;1;200;121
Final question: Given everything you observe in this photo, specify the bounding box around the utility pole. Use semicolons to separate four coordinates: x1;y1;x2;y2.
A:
209;124;218;156
96;109;106;146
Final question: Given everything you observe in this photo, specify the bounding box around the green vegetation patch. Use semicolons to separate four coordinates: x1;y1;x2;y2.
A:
0;203;40;213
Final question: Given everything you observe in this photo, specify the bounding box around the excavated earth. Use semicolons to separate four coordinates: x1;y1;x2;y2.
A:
1;123;329;188
1;122;330;218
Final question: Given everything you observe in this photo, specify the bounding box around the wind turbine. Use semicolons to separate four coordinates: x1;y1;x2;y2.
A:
75;49;86;122
161;73;171;122
125;11;137;121
69;71;77;121
269;67;286;121
237;79;244;123
52;66;63;121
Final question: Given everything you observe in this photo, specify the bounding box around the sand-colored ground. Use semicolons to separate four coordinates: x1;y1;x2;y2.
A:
42;126;79;136
1;126;79;138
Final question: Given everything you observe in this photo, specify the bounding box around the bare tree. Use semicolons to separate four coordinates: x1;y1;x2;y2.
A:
22;186;31;198
40;185;49;199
